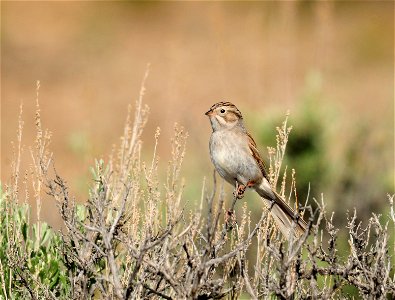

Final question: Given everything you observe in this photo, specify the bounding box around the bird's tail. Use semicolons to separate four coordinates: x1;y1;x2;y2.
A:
261;191;307;238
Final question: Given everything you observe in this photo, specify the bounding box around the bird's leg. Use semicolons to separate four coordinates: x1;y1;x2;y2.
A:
234;181;246;199
234;180;256;199
246;180;256;188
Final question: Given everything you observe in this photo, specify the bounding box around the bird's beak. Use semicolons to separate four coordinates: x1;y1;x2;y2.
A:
205;109;213;116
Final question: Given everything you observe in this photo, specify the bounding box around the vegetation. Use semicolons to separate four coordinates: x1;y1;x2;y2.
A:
1;79;394;299
251;71;394;224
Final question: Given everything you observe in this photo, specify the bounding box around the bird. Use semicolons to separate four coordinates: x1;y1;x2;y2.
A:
205;101;307;237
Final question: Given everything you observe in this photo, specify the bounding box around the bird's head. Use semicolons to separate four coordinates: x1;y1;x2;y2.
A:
205;102;243;131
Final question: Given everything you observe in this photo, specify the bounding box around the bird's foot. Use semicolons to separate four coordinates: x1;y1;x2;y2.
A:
246;180;256;188
233;180;256;199
234;184;246;199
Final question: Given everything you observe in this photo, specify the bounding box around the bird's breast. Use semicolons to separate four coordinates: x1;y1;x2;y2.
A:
209;130;261;184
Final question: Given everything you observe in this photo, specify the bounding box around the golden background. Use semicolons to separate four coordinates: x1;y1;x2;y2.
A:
2;1;394;228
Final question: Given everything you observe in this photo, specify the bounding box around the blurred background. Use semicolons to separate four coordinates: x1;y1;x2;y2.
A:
2;1;394;231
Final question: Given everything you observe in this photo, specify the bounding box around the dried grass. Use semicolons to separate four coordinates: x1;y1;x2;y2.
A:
1;74;394;299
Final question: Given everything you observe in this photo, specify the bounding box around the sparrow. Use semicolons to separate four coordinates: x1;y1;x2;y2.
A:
205;101;307;237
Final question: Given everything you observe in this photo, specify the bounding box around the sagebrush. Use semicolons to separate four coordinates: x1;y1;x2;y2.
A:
1;77;394;299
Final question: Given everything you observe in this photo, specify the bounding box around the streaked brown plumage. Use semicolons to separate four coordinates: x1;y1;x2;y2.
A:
205;102;307;237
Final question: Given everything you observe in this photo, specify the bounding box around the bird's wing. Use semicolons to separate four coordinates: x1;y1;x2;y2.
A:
246;132;270;180
247;133;308;237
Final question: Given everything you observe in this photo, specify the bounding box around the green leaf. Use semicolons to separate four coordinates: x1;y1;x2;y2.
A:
22;221;28;241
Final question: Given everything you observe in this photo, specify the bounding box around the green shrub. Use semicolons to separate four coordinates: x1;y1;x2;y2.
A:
0;184;69;299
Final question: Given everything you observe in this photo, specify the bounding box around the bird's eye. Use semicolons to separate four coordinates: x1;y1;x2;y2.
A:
220;109;225;114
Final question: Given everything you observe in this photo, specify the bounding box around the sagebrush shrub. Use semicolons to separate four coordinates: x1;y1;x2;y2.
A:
1;77;394;299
